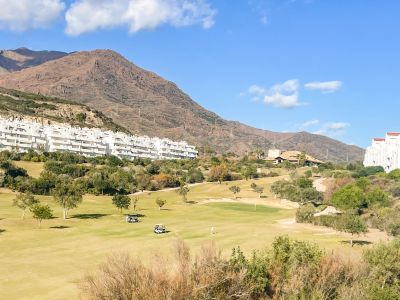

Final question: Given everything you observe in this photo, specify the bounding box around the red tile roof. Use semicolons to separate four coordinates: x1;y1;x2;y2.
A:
387;132;400;136
374;138;385;142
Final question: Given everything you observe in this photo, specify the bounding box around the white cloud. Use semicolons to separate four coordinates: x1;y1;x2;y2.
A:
304;80;342;93
248;79;302;108
314;122;350;137
65;0;216;36
0;0;65;31
300;119;319;129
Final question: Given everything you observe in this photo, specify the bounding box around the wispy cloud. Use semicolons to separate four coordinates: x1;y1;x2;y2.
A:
314;122;350;137
0;0;65;31
299;119;320;129
304;81;342;93
65;0;216;36
248;79;304;108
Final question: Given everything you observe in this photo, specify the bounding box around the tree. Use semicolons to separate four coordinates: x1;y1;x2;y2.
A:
90;171;109;195
241;165;257;180
331;184;365;211
52;182;83;219
270;180;292;198
132;197;139;211
112;194;131;214
13;192;39;219
136;174;151;192
178;185;190;202
229;185;241;199
155;198;166;210
208;165;231;183
109;170;135;194
251;183;264;198
337;213;368;247
300;188;323;204
296;176;313;189
30;204;53;228
185;168;204;184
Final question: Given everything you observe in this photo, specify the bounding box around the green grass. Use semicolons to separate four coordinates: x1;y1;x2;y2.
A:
13;161;44;178
0;175;358;299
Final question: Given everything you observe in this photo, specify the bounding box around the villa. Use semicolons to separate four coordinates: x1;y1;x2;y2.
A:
266;149;324;166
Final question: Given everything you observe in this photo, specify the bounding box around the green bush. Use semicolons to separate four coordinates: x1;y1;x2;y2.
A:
296;204;316;223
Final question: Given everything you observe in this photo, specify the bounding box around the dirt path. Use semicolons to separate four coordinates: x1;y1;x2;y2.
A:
313;178;327;192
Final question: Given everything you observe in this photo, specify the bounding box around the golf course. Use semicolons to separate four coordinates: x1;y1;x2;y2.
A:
0;162;386;299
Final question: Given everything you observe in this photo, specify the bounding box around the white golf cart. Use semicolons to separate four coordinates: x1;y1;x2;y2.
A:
154;224;167;234
126;214;139;223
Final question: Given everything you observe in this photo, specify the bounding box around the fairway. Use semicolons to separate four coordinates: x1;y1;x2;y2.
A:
0;177;373;299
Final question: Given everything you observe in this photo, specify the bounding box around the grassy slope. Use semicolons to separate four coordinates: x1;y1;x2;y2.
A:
0;174;352;300
13;161;44;178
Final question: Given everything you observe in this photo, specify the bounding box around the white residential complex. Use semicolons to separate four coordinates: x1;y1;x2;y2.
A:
364;132;400;172
0;118;197;160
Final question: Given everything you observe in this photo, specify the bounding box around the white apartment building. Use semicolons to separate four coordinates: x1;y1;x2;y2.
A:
0;118;198;160
364;132;400;172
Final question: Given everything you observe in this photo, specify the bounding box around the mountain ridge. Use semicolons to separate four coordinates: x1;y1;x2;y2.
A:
0;47;69;72
0;48;364;161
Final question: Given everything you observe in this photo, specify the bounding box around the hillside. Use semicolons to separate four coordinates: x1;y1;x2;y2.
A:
0;87;126;133
0;48;68;72
0;49;364;161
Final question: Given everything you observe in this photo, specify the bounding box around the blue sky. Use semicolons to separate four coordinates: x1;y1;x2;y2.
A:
0;0;399;148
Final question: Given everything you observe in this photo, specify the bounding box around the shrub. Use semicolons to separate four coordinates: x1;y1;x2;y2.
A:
312;215;340;228
296;204;316;223
331;184;365;211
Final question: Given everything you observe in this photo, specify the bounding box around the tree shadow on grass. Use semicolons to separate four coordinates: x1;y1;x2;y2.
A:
0;229;6;234
185;200;198;204
50;226;70;229
340;240;372;246
71;213;109;220
260;195;268;199
126;213;146;217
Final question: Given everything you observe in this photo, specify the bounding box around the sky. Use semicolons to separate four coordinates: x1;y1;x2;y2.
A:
0;0;399;148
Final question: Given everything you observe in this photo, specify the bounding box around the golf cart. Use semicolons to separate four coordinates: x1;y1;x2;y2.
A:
154;224;166;234
126;214;139;223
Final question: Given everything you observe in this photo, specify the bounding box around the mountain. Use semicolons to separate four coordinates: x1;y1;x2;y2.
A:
0;49;364;161
0;48;69;72
0;87;126;133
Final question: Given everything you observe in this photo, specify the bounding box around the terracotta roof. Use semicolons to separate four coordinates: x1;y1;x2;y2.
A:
387;132;400;136
280;151;324;164
373;138;385;142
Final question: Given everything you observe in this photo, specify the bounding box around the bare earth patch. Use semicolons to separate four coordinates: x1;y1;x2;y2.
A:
200;197;299;210
277;218;390;244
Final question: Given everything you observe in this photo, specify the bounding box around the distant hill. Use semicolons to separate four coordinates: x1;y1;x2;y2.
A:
0;87;126;133
0;49;364;161
0;48;69;72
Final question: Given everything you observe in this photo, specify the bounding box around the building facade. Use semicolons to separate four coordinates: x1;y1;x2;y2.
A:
0;118;197;160
364;133;400;172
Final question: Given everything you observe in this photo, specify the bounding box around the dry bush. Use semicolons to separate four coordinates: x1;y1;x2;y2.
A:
324;177;353;204
79;252;148;300
79;241;250;300
79;238;375;300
